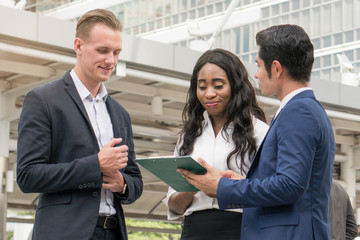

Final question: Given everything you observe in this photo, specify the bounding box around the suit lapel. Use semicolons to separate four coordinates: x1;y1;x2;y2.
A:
247;115;278;177
246;90;315;177
106;97;121;138
63;72;98;144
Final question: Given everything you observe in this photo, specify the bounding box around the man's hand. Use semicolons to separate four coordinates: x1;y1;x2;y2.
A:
102;170;125;193
221;170;245;180
177;158;222;198
98;138;128;174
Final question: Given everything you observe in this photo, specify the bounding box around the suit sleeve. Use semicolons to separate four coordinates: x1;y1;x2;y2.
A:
217;100;322;208
17;88;102;193
345;196;358;239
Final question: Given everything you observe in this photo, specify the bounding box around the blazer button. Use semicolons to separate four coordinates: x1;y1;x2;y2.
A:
93;192;99;198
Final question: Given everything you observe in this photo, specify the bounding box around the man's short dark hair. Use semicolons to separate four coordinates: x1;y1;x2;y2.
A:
256;24;314;82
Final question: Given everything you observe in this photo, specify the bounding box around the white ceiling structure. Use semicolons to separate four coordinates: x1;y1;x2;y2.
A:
2;5;360;235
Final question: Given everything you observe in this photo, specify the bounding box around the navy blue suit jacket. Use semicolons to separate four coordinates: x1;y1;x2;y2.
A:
17;71;143;240
217;90;335;240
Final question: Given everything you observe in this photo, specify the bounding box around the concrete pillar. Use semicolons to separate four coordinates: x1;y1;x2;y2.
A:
0;91;10;240
0;155;8;240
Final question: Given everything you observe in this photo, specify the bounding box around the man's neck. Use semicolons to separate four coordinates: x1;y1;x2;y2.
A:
73;67;101;97
278;79;308;101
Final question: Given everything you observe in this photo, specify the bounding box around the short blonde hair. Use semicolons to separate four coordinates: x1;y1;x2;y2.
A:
76;9;122;40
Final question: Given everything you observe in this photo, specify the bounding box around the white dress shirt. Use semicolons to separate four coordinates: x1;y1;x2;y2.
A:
70;70;116;216
164;111;269;220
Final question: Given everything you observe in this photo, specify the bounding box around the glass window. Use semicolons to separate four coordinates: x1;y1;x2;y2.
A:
312;70;320;78
181;12;187;21
301;10;310;32
242;26;249;53
345;50;354;61
240;54;249;63
321;69;331;81
354;63;360;74
140;23;147;33
356;49;360;60
132;26;139;35
272;4;279;15
357;29;360;40
312;0;321;5
262;7;269;18
313;57;320;69
333;33;342;45
302;0;310;8
165;3;171;15
225;0;232;7
156;19;162;28
312;7;320;36
164;16;171;27
223;29;231;50
148;21;154;31
216;2;223;12
312;38;320;50
156;6;163;17
290;12;299;25
322;36;331;48
206;4;213;15
322;55;331;67
198;7;205;17
190;0;196;8
189;9;196;19
234;28;240;54
281;2;289;12
281;14;289;23
322;4;331;34
271;17;280;25
180;0;187;11
334;2;342;32
344;0;354;29
345;30;354;43
172;15;179;25
292;0;300;10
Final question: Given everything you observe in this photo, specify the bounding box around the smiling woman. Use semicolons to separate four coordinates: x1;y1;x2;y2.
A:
196;62;231;136
163;48;269;240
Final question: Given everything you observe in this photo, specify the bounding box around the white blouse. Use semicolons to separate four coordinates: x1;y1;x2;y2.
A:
163;111;269;220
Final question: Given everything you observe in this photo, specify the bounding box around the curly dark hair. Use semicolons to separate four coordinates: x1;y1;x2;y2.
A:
178;48;266;174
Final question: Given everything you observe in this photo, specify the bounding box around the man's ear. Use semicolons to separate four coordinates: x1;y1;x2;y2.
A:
74;38;83;55
272;60;283;78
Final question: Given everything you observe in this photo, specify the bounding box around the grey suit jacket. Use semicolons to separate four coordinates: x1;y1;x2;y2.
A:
330;179;358;240
17;71;143;240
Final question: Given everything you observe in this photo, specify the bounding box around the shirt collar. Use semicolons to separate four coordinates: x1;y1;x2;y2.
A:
274;87;312;118
202;110;234;130
70;69;108;101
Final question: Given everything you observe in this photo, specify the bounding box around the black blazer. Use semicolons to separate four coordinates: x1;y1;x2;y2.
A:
17;71;143;240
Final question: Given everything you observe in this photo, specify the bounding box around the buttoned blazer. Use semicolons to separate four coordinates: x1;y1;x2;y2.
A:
17;71;143;240
217;90;335;240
